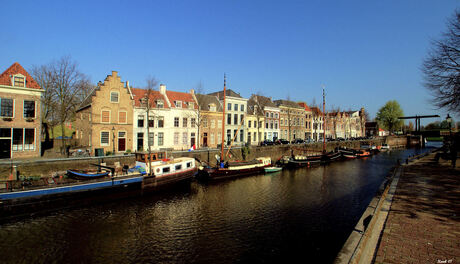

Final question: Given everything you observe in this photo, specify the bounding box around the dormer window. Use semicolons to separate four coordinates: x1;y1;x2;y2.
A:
156;100;164;109
12;74;25;87
209;104;216;112
174;101;182;108
110;91;119;103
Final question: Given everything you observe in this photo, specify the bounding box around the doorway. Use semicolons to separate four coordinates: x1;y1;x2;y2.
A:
0;139;10;159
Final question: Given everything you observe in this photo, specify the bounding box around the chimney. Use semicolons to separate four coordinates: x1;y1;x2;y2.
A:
189;89;195;95
159;84;166;94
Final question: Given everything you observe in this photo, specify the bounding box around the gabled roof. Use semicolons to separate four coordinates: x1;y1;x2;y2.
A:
166;90;198;109
274;99;303;109
195;93;223;111
249;94;277;108
208;89;244;99
0;62;41;89
298;102;311;111
132;88;170;108
311;107;323;115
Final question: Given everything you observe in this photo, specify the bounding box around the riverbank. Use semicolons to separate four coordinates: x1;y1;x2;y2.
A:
335;149;460;264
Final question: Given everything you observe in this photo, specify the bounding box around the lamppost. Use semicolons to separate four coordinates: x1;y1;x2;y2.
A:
446;114;452;138
112;126;115;155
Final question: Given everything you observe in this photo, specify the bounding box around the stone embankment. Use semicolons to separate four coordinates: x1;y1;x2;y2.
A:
335;149;460;264
0;137;392;180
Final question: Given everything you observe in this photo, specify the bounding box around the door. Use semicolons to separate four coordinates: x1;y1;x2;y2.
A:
203;133;208;147
0;139;11;159
191;133;196;147
118;138;126;152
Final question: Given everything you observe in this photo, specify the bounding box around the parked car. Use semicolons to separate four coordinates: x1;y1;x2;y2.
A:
275;139;290;145
291;138;305;144
260;140;275;146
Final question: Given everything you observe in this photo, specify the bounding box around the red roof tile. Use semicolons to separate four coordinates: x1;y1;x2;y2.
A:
131;88;169;108
0;62;41;89
166;90;198;109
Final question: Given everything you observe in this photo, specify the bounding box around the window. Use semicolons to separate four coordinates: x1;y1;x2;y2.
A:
209;104;216;112
100;131;110;146
148;132;154;146
266;122;268;129
234;114;238;124
275;121;278;129
138;115;144;127
158;116;164;127
240;129;243;142
248;120;251;128
110;92;119;103
23;101;35;118
156;100;164;108
174;101;182;108
218;120;222;128
0;98;13;117
183;117;188;127
240;114;244;124
162;167;170;173
227;130;231;144
186;162;192;168
158;132;164;146
234;104;238;111
119;111;127;124
175;164;182;170
253;132;257;141
137;133;144;151
241;105;244;111
182;132;188;145
13;75;25;87
217;132;222;144
174;132;179;144
148;116;154;127
254;121;257;128
210;133;215;144
203;118;208;128
227;113;231;125
266;112;269;117
233;129;237;142
12;128;23;151
102;110;110;123
259;121;263;128
270;121;274;129
270;113;274;118
118;131;126;138
275;113;279;118
191;118;196;127
174;117;179;127
228;103;231;111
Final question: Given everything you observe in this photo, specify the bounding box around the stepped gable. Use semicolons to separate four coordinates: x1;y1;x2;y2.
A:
195;93;223;111
0;62;41;89
131;88;169;108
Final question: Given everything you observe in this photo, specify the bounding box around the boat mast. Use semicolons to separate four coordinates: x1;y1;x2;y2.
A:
322;87;326;153
221;74;226;163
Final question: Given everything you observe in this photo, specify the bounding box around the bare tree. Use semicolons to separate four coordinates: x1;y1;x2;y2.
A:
33;56;90;152
142;76;159;165
422;10;460;113
193;81;204;148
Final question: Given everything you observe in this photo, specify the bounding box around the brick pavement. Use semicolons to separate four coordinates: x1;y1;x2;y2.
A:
374;153;460;264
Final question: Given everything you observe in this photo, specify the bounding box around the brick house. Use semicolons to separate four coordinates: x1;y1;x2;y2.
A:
0;63;43;159
194;93;223;148
274;99;304;141
74;71;134;155
298;102;312;140
249;95;278;142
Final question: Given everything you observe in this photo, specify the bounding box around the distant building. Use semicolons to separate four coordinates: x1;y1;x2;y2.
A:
365;122;379;137
248;95;278;142
0;63;44;159
298;102;312;140
310;107;324;141
274;99;304;141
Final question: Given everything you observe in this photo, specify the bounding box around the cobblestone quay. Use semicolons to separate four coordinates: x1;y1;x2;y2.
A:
374;152;460;264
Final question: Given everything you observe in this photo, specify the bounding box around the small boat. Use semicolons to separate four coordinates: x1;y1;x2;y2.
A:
356;149;372;157
67;169;110;180
264;166;283;173
380;144;390;151
337;147;357;159
198;157;272;180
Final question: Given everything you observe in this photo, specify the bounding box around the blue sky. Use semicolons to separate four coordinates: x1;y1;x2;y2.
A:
1;0;459;124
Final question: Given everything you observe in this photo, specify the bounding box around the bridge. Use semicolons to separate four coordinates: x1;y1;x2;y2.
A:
398;115;440;132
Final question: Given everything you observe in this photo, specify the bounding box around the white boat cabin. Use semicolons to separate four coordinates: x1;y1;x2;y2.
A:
135;152;196;177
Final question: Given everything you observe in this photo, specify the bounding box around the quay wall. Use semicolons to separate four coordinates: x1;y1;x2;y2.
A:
1;138;394;180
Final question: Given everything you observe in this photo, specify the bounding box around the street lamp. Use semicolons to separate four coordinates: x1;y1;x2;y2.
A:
112;126;115;155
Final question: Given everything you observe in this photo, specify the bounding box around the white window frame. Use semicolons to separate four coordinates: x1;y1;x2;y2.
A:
23;100;36;119
110;91;119;103
11;74;26;87
100;131;110;146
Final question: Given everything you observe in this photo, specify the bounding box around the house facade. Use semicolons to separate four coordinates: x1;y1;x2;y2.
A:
0;63;44;159
245;103;264;145
208;89;248;146
298;102;312;140
132;85;198;151
311;107;324;141
75;71;134;155
194;93;223;148
274;100;304;141
249;95;279;142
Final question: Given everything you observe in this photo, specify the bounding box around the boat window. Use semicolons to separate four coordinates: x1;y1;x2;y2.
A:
175;164;182;170
163;167;170;173
186;162;191;168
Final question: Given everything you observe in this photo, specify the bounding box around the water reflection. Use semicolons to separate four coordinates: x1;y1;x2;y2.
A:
0;148;431;264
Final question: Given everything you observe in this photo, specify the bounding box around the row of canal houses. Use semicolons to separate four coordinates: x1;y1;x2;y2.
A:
73;71;366;154
0;63;366;158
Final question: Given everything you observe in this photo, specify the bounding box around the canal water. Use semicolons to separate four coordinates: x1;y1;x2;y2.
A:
0;146;437;264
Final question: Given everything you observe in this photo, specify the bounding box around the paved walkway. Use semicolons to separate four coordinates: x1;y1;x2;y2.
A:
374;152;460;264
